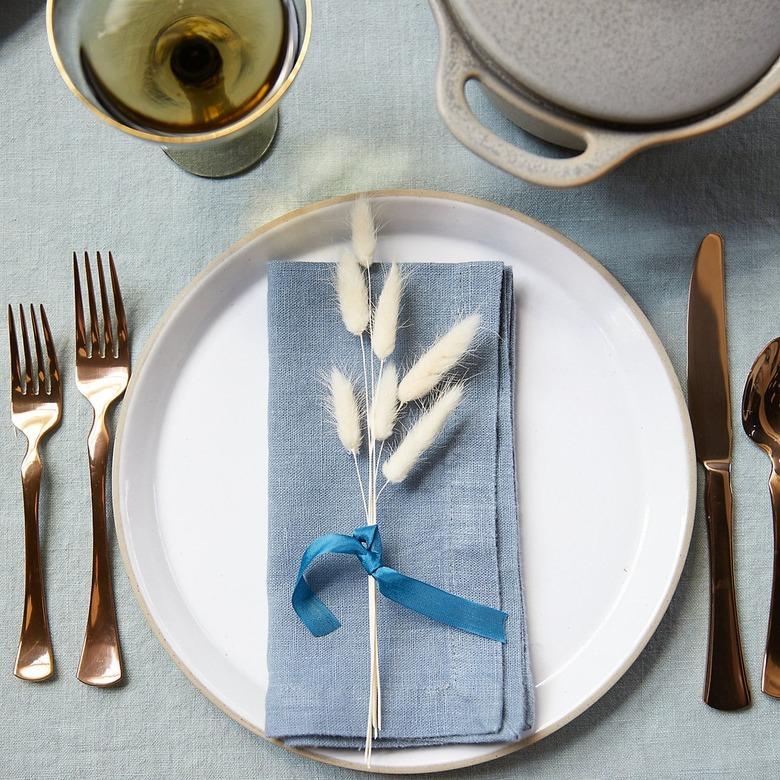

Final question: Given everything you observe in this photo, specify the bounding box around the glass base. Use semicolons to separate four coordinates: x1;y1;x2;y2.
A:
162;108;279;178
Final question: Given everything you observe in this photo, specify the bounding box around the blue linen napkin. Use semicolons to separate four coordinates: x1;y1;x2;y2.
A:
265;261;534;747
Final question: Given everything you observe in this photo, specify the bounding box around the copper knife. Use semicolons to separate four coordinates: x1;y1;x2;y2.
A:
687;232;750;710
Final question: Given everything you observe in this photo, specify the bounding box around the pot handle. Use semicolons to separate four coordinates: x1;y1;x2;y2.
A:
431;0;642;188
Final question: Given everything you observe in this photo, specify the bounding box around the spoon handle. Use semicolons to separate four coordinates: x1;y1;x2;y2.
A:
764;471;780;698
702;463;751;710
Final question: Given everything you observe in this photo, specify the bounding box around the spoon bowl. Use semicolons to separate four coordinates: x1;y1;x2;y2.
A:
743;339;780;457
742;336;780;698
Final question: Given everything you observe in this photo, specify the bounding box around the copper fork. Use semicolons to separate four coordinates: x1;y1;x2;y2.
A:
73;251;129;687
8;304;61;681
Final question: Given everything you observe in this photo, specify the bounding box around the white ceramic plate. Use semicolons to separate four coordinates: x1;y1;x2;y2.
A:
114;191;695;774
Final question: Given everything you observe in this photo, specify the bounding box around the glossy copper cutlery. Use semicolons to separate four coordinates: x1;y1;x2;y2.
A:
73;251;130;687
8;305;61;682
687;233;751;710
742;338;780;698
6;238;777;714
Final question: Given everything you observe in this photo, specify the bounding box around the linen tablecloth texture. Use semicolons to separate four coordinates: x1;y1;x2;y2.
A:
4;1;780;776
265;260;533;747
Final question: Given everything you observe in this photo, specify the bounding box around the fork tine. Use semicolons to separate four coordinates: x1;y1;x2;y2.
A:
96;252;114;355
108;252;128;352
30;304;45;391
8;305;22;393
18;304;33;391
74;252;87;356
40;305;59;392
84;252;100;355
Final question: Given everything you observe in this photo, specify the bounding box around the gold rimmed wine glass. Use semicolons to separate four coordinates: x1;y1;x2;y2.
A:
47;0;311;178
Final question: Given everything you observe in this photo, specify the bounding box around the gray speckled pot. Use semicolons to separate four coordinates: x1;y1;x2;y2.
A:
429;0;780;187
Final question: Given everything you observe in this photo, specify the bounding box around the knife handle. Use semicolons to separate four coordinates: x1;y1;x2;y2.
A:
703;462;750;710
763;470;780;697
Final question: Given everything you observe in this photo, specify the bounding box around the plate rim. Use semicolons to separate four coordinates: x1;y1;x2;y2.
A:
113;188;696;775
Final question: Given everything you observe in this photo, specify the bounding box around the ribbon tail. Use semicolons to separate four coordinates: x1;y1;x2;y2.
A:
292;576;342;637
373;566;508;643
291;531;369;637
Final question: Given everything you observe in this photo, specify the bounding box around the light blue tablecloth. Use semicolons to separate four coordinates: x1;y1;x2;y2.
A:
1;1;779;777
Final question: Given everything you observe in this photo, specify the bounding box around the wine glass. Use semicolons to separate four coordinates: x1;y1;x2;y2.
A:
47;0;311;178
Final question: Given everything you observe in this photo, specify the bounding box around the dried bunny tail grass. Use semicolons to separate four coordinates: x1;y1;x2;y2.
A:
382;385;463;483
330;368;362;453
370;362;398;441
397;313;480;403
372;263;402;360
351;198;376;268
336;251;369;335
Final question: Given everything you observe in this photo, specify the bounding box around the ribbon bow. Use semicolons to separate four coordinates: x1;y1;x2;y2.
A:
292;524;507;643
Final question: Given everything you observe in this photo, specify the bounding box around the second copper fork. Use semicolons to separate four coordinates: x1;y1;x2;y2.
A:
8;304;61;681
74;251;130;687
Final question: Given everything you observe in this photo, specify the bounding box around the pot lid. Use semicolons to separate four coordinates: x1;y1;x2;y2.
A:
449;0;780;125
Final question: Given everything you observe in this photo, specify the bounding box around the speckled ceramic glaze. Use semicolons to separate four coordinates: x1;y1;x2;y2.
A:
429;0;780;187
450;0;780;125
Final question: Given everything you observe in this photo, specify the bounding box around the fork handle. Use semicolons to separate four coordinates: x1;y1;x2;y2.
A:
15;449;55;682
77;409;124;687
702;463;750;710
763;470;780;697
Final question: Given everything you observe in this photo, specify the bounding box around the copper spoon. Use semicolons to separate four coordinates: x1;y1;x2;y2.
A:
742;337;780;698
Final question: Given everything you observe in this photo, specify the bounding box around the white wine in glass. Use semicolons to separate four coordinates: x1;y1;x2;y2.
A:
48;0;309;176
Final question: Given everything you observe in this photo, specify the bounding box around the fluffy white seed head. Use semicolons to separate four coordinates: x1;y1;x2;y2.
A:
351;198;376;268
370;362;398;442
330;368;362;453
382;385;464;483
397;313;480;403
372;263;402;360
336;251;369;335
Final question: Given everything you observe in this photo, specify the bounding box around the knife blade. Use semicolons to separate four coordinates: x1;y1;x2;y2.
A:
687;232;750;710
688;233;731;464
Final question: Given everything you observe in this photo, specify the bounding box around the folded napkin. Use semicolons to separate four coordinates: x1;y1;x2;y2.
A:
265;260;533;748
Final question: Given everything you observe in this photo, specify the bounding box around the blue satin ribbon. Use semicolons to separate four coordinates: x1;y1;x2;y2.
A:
292;524;507;643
